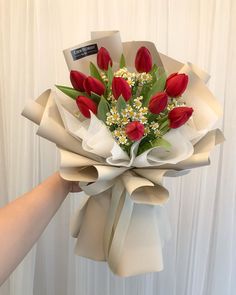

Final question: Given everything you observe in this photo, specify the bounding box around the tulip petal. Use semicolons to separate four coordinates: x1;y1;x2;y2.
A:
149;92;168;114
83;76;105;96
168;107;193;128
76;96;98;118
135;46;153;73
97;47;113;71
70;70;87;92
112;77;131;101
165;73;189;97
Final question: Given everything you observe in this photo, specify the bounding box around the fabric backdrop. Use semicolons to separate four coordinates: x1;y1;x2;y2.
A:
0;0;235;294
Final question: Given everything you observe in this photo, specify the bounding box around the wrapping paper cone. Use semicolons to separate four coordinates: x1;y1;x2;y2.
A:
22;31;224;277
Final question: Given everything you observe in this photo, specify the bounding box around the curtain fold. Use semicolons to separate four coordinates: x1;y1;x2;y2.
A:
0;0;235;294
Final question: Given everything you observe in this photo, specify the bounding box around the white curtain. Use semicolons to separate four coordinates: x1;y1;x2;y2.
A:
0;0;235;294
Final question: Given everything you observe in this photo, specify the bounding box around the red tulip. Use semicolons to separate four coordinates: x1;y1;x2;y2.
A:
83;76;105;96
135;46;152;73
149;92;168;114
76;96;98;118
97;47;113;71
125;121;145;141
168;107;193;128
70;70;87;92
165;73;188;97
112;77;132;101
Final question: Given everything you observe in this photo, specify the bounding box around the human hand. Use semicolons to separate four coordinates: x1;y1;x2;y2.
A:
56;173;82;194
69;181;82;193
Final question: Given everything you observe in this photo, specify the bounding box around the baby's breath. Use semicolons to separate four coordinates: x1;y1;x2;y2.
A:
133;96;143;109
167;98;186;111
106;115;114;126
112;128;129;146
137;72;152;85
144;126;150;135
100;71;108;83
150;122;159;130
139;107;148;116
106;93;114;101
119;135;128;145
139;116;148;124
121;117;129;125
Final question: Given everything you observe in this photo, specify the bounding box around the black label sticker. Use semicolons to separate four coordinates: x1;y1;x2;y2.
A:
71;44;98;61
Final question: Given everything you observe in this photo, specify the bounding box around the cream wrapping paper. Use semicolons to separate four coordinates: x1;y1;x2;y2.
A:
22;31;224;277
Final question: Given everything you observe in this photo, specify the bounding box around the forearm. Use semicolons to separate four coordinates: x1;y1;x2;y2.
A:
0;172;70;285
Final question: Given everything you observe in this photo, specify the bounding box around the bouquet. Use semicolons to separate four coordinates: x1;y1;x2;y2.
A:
22;31;224;277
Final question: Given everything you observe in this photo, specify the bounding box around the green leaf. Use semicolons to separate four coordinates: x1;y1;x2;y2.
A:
150;64;159;82
148;113;159;123
150;73;167;95
119;53;126;68
159;119;169;130
117;96;126;114
149;64;159;75
137;136;171;155
143;73;167;106
107;64;113;87
90;92;101;104
137;140;152;156
140;66;160;99
55;85;83;99
97;96;110;123
151;137;171;150
89;62;104;83
150;64;159;75
140;84;150;99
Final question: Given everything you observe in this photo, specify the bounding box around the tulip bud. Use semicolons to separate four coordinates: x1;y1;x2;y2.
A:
83;76;105;96
149;92;168;114
135;46;152;73
97;47;113;71
70;70;87;92
76;96;98;118
168;107;193;128
125;121;145;141
112;77;132;101
165;73;188;97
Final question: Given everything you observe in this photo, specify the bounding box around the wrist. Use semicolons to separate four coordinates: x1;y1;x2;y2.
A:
54;172;81;194
54;172;71;195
